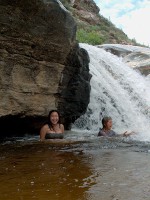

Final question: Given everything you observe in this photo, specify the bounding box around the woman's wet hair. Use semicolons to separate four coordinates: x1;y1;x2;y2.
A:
48;110;61;126
102;116;112;127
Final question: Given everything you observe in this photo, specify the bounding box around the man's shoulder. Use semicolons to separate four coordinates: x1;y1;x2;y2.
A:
108;130;117;136
98;128;105;136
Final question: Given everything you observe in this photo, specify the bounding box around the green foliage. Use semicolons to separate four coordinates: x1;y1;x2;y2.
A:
131;38;137;44
60;0;145;46
76;29;104;45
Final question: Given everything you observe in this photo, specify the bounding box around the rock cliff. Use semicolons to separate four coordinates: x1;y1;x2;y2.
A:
60;0;136;45
0;0;91;136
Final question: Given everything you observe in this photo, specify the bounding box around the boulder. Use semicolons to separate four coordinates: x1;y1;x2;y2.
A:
98;44;150;76
0;0;91;136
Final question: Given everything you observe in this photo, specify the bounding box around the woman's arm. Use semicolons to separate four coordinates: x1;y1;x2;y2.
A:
40;125;47;141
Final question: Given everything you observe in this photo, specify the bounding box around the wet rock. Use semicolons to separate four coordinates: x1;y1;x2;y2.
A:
0;0;91;136
98;44;150;76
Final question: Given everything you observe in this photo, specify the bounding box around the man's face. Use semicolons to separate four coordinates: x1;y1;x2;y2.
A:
105;120;112;130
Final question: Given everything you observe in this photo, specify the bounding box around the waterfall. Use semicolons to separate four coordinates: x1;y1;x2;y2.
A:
72;43;150;141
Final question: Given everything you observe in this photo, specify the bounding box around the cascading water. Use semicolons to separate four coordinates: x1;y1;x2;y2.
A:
72;43;150;141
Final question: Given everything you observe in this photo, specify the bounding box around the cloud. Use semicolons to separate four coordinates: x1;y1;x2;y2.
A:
95;0;150;46
119;7;150;46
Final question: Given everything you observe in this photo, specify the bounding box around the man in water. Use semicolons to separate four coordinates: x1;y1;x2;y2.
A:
98;116;133;137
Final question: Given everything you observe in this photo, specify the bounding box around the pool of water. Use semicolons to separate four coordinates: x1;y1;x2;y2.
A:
0;133;150;200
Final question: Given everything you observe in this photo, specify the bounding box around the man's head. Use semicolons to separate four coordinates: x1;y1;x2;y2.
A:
102;116;112;130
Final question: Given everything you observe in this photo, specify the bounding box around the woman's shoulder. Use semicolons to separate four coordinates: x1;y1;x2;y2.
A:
60;124;64;131
41;123;49;130
60;123;64;129
59;123;64;133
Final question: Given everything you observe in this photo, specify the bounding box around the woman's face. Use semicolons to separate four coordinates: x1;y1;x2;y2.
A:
105;119;112;130
50;112;59;125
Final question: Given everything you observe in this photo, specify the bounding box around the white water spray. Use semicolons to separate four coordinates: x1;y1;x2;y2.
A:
73;43;150;141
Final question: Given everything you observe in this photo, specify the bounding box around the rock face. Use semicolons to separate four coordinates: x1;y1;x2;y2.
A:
60;0;135;45
98;44;150;76
0;0;91;136
71;0;100;25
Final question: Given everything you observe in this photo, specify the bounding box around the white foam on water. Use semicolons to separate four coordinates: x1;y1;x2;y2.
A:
73;43;150;141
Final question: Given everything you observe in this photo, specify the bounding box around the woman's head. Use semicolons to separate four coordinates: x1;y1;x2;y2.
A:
48;110;61;126
102;116;112;130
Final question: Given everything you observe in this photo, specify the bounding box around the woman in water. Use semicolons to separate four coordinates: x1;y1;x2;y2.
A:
40;110;64;141
98;116;134;137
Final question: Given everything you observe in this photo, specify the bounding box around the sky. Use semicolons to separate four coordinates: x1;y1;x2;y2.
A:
95;0;150;47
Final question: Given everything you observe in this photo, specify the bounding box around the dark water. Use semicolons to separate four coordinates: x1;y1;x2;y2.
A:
0;134;150;200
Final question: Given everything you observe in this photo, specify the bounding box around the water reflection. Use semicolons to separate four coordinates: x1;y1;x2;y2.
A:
86;149;150;200
0;142;95;200
1;138;150;200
